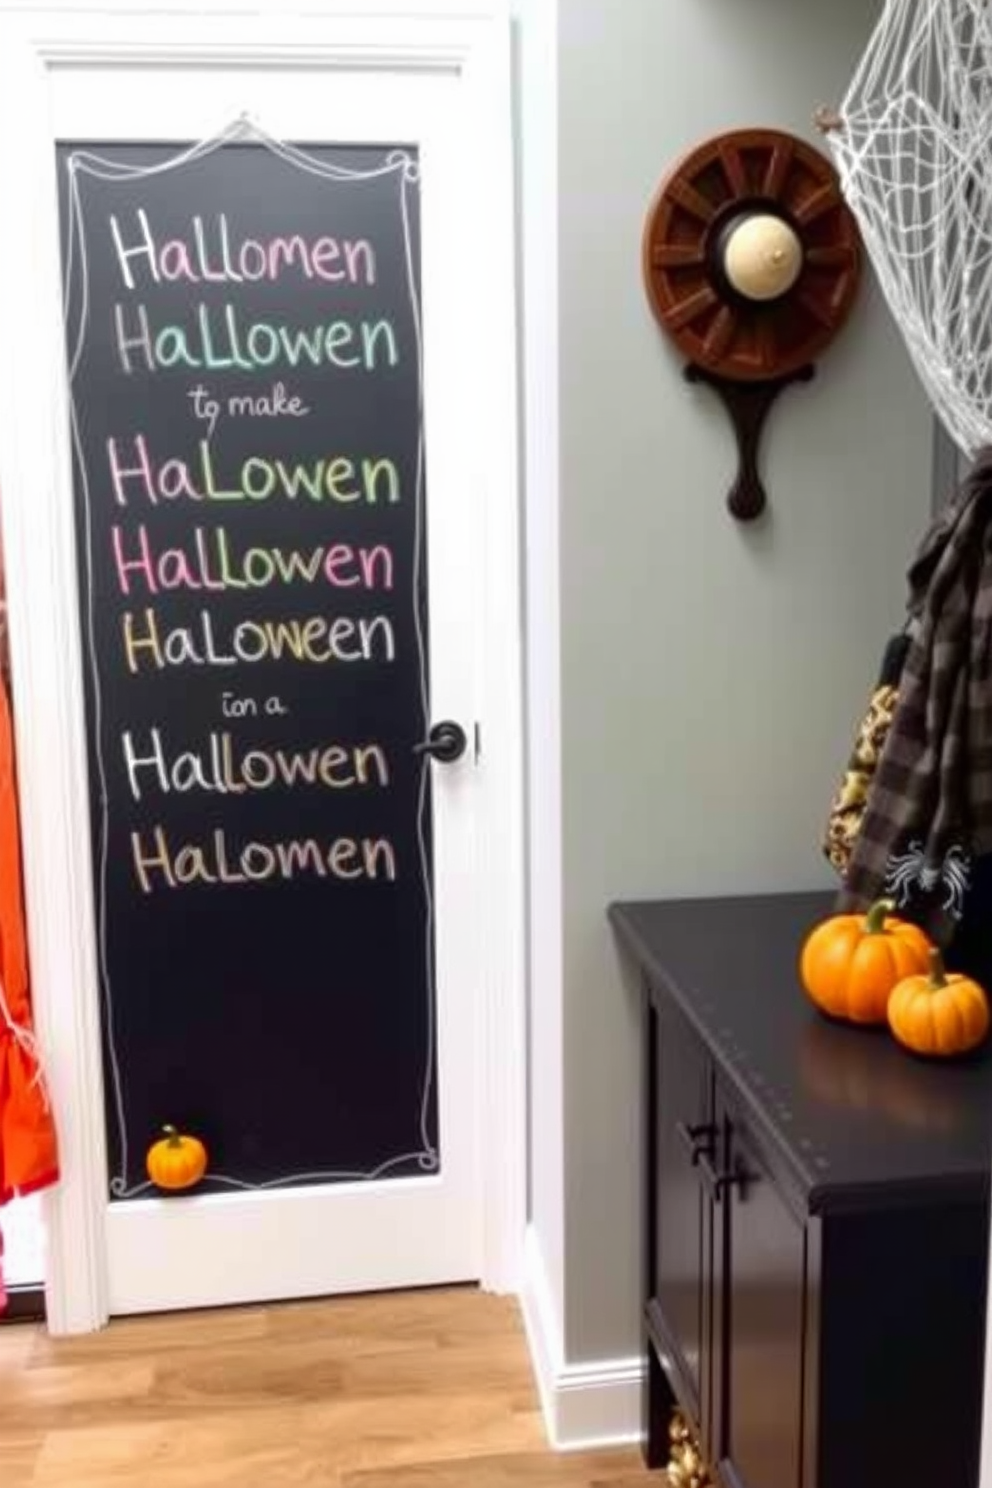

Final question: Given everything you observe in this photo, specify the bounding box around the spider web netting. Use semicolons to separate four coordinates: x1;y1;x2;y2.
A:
825;0;992;459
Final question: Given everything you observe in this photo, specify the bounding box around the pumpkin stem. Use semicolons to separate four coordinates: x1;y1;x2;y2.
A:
928;947;948;990
864;898;896;934
162;1124;181;1148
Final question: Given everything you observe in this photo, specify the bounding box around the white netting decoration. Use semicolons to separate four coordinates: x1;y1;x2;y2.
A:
824;0;992;459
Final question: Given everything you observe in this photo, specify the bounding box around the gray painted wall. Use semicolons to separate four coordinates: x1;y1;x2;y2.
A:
526;0;934;1366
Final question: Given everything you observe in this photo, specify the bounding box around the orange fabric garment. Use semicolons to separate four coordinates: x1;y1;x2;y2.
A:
0;671;58;1204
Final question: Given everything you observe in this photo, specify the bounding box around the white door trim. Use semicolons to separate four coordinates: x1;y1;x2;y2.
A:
0;0;525;1333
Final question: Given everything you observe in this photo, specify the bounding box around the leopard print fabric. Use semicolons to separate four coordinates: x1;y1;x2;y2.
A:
823;683;899;877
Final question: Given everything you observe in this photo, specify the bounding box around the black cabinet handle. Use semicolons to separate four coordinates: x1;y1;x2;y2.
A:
698;1150;755;1203
697;1148;724;1201
675;1120;717;1166
413;721;468;763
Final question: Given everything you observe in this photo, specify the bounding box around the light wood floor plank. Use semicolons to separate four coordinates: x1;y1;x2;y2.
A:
341;1451;652;1488
0;1286;652;1488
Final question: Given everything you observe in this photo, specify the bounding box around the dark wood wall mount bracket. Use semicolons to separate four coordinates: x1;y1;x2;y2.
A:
684;362;815;522
643;127;862;521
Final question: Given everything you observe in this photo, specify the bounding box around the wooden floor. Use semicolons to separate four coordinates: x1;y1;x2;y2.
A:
0;1287;653;1487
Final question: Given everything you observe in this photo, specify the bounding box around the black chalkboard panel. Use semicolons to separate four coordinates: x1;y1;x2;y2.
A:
56;134;437;1197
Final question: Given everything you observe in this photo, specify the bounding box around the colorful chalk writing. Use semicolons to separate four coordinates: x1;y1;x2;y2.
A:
111;526;395;595
114;302;399;375
107;436;399;506
92;165;410;891
110;211;378;289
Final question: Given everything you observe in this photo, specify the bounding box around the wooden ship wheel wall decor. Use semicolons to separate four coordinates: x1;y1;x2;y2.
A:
643;128;862;520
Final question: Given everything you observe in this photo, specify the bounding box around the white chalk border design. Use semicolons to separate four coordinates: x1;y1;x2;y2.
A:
60;116;438;1200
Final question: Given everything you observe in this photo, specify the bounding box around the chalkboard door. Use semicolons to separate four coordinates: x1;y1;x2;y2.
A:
50;95;487;1312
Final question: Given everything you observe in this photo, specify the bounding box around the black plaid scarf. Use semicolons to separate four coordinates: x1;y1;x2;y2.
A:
837;452;992;944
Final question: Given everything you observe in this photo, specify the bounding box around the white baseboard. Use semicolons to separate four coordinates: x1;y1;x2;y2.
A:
519;1225;645;1451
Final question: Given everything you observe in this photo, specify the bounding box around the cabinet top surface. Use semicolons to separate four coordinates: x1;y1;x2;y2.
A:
610;892;992;1210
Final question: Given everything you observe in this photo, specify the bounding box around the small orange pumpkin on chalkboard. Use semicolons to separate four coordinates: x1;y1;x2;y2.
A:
146;1125;208;1191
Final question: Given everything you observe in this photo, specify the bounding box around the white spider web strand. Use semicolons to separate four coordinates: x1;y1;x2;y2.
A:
825;0;992;459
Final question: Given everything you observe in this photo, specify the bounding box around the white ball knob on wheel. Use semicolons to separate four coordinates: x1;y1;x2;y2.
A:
721;213;804;302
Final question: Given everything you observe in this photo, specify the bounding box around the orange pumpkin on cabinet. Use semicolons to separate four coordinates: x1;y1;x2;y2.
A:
800;898;932;1025
887;949;990;1058
146;1125;208;1191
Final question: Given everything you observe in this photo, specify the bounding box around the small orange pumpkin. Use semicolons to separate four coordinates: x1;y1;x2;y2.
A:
146;1125;208;1191
800;898;932;1025
887;949;990;1058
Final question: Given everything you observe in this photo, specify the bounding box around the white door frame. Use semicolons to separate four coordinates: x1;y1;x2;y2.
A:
0;0;525;1334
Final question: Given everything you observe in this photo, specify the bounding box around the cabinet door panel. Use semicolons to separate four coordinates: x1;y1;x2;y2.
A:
715;1092;806;1488
653;998;712;1420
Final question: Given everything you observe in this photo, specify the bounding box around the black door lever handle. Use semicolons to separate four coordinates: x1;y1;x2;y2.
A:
413;720;468;764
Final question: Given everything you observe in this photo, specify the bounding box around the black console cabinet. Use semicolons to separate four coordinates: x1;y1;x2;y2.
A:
611;893;992;1488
